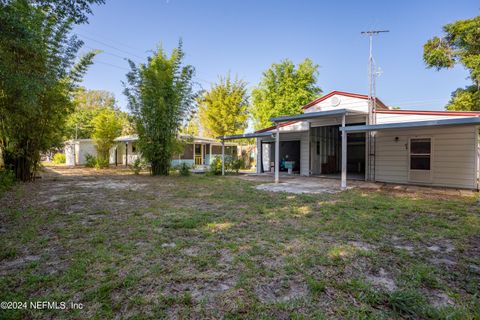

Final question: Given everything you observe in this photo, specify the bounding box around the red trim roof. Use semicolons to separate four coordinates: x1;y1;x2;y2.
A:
375;109;480;116
255;121;298;133
302;90;388;110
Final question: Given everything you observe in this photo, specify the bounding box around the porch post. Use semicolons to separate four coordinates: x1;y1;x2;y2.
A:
275;124;280;183
125;142;128;166
193;143;196;165
341;114;347;189
221;140;225;176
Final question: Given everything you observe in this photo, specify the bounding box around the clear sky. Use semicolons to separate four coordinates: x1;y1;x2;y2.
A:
75;0;479;113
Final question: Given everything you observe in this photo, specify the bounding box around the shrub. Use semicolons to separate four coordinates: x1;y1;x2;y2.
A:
85;154;96;168
95;157;109;169
208;157;223;175
230;159;244;173
52;153;66;164
130;158;144;175
177;162;191;176
0;169;15;194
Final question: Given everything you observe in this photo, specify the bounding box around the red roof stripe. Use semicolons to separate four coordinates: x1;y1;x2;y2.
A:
301;90;388;110
255;121;298;133
375;109;480;116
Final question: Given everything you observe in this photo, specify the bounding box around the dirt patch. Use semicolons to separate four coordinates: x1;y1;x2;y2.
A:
367;268;397;292
254;278;308;303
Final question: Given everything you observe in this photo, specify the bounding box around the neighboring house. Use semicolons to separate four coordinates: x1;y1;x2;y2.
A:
221;91;480;190
64;139;98;166
65;134;238;167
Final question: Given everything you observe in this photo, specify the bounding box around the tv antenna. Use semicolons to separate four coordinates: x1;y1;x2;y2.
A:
361;30;389;124
361;29;389;182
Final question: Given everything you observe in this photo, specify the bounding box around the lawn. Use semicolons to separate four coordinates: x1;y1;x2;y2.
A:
0;167;479;319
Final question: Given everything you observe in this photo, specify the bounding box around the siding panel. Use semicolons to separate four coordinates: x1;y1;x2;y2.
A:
375;125;477;189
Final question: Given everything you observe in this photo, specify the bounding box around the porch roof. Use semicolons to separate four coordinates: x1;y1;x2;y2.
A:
270;108;366;123
218;131;274;141
114;134;236;145
340;116;480;133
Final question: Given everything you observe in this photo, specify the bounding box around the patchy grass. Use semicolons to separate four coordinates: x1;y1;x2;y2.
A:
0;167;479;319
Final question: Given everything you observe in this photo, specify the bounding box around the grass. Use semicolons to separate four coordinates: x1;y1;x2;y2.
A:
0;167;479;319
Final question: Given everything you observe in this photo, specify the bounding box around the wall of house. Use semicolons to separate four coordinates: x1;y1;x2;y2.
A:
375;125;478;189
76;140;97;165
376;112;476;124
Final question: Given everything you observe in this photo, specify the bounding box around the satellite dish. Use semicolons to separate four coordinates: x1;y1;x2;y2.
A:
331;96;341;107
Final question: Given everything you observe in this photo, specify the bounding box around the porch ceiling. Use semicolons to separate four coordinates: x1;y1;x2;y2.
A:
218;131;274;140
270;108;366;123
341;116;480;133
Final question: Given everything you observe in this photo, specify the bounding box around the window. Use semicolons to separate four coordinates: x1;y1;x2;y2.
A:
410;138;431;170
131;143;137;153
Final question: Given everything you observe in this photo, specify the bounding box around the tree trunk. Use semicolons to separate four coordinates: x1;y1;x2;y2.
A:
151;160;169;176
3;150;35;182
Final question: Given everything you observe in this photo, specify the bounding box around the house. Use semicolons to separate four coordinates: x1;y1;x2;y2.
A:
64;134;238;168
113;134;238;167
220;91;480;190
64;139;98;166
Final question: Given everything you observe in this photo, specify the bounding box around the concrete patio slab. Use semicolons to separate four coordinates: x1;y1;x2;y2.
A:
235;174;476;196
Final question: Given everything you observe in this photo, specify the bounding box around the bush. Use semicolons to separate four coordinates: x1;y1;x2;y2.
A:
85;154;96;168
208;156;243;175
95;157;109;169
177;162;191;176
229;159;244;173
130;158;144;175
208;157;223;175
52;153;66;164
0;169;15;193
85;154;109;169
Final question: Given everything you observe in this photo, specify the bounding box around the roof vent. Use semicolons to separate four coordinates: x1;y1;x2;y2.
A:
331;96;341;107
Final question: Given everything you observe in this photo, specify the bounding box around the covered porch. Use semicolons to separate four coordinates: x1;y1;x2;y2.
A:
220;108;368;188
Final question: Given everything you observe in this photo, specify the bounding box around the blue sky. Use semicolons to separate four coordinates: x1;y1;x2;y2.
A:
75;0;479;112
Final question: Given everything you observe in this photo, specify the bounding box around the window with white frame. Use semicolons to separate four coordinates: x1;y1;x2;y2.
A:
410;138;431;170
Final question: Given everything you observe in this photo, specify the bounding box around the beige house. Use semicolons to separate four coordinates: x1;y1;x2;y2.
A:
113;134;237;167
220;91;480;190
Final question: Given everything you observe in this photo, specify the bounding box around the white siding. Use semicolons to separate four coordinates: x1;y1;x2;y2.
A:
306;95;369;114
376;113;475;124
375;125;478;189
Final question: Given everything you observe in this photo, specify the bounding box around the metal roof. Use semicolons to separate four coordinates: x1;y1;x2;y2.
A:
219;131;274;140
114;134;138;142
270;108;366;123
114;134;235;145
341;117;480;133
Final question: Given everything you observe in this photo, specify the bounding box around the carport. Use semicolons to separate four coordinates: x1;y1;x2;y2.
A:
220;108;366;186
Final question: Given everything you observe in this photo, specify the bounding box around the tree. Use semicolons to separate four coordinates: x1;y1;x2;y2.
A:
65;88;117;139
91;108;122;163
198;75;249;138
0;0;101;181
124;42;196;175
423;16;480;111
181;112;200;136
250;58;322;130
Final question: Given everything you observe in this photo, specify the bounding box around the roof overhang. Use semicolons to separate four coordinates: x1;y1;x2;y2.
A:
270;108;366;123
219;131;275;140
341;117;480;133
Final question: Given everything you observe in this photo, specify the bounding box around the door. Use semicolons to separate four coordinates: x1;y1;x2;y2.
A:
408;137;432;183
194;144;202;165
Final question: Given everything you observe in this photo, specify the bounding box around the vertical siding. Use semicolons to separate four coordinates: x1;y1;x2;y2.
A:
256;138;262;174
375;125;478;189
300;131;309;176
